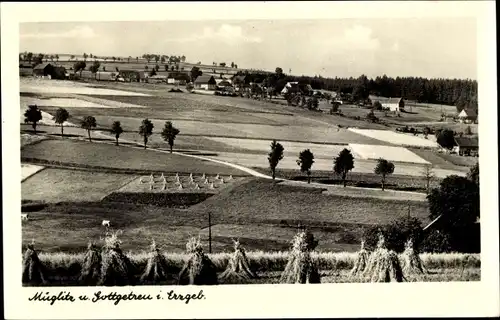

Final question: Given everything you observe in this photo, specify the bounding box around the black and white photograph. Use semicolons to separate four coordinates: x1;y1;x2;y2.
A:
2;1;499;319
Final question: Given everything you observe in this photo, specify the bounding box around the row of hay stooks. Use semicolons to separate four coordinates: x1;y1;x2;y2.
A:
22;230;425;286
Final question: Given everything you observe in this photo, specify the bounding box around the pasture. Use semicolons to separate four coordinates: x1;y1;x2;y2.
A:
348;143;430;164
21;138;248;176
21;178;430;253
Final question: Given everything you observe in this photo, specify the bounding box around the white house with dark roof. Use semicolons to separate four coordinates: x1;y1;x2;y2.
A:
369;95;405;112
457;109;478;124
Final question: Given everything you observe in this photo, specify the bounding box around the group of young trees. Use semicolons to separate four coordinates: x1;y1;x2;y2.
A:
20;52;59;64
142;54;186;64
267;140;396;190
23;106;181;152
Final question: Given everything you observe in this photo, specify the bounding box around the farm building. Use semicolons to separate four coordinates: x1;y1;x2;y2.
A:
119;70;142;82
167;72;190;85
19;63;33;77
281;82;313;95
148;75;168;83
369;95;405;112
216;79;233;88
281;82;299;95
457;109;478;124
194;75;217;90
33;63;67;80
453;136;478;156
232;75;249;91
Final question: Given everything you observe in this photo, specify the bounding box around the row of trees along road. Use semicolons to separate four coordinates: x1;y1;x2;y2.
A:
23;106;180;152
268;140;395;190
237;68;478;112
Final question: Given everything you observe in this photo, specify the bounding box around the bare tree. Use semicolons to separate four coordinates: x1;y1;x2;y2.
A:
422;164;435;194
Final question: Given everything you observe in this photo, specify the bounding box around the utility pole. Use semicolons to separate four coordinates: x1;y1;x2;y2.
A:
208;211;212;253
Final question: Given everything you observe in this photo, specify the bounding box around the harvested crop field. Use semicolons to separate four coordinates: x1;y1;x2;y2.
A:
22;168;137;202
21;163;45;181
117;174;243;193
19;78;150;96
20;96;143;109
349;143;430;164
21;139;248;176
348;128;438;147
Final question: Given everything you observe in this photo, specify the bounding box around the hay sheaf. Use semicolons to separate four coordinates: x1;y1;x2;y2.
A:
98;230;136;286
363;233;405;283
219;240;258;284
79;242;102;286
349;241;369;277
178;237;218;285
280;231;321;284
140;240;172;284
22;244;46;286
400;238;426;279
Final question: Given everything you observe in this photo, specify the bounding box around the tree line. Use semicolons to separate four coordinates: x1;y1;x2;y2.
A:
23;106;181;152
234;68;478;111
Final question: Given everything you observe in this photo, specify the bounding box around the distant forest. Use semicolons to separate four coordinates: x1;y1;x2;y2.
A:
236;70;478;111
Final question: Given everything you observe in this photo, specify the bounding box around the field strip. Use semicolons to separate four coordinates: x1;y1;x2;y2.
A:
21;163;45;182
348;143;430;164
348;128;438;148
279;180;428;202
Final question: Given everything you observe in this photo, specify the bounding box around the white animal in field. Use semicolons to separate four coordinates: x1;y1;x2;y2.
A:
21;213;29;221
102;220;110;228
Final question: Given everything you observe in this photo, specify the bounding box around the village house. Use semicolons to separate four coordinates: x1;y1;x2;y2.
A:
369;95;405;112
232;75;249;91
215;79;233;89
33;62;67;80
167;72;190;85
194;75;217;90
453;136;479;156
19;63;33;77
457;109;478;124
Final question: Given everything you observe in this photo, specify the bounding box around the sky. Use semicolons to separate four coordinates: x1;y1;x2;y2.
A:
19;19;477;79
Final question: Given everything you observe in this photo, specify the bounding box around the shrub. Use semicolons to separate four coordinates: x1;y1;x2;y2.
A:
373;101;382;111
363;216;423;253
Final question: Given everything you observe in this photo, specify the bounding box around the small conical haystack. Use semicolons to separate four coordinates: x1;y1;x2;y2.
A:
400;238;426;278
209;183;215;189
99;230;136;286
178;237;218;285
350;240;369;277
215;174;220;180
219;239;258;284
22;242;46;286
202;173;206;179
79;241;102;285
178;184;183;190
228;175;233;180
363;233;405;283
280;230;321;284
194;184;201;190
204;178;209;184
140;240;171;284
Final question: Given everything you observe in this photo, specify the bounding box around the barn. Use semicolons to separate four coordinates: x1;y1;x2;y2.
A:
194;75;216;90
453;136;479;156
33;63;67;79
19;63;33;77
369;95;405;112
457;109;478;124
